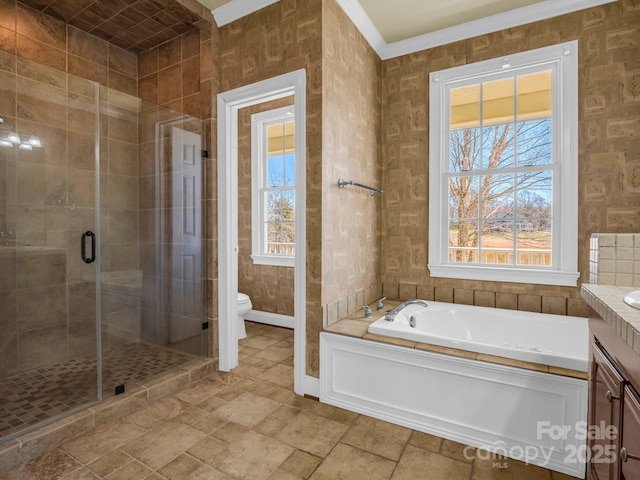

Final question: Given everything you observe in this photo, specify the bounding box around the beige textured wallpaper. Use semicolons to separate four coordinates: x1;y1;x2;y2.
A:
381;1;640;316
322;0;383;306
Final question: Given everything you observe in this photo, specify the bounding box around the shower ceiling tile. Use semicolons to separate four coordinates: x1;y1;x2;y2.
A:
19;0;203;53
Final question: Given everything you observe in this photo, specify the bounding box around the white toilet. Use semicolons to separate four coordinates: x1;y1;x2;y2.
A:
237;292;252;339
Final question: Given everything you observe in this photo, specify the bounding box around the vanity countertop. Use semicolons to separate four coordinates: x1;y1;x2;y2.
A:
581;283;640;356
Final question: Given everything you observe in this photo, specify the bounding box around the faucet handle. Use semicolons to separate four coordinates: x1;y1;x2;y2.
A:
363;305;372;318
376;297;386;311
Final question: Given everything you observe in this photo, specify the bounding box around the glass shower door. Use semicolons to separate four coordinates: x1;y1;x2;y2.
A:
0;66;101;441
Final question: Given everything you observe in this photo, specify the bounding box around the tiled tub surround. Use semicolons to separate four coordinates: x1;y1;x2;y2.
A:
366;301;588;371
322;303;589;477
323;283;383;328
325;301;588;379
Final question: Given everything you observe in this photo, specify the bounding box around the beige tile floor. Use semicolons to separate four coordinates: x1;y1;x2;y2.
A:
4;322;577;479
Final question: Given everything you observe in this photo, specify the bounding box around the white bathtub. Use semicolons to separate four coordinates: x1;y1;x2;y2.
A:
368;301;588;372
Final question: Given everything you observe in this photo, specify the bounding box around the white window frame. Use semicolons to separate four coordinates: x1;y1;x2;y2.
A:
251;106;295;268
428;41;579;287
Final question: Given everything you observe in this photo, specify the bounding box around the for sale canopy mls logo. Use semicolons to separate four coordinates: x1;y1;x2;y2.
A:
537;421;618;465
462;421;618;468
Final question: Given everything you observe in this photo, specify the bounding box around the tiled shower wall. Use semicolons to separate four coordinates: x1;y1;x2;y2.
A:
237;97;295;316
0;2;141;375
381;1;640;317
0;0;217;373
137;25;214;352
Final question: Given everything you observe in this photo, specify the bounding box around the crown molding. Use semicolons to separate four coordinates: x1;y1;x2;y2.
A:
335;0;618;60
380;0;618;60
334;0;387;55
212;0;280;26
212;0;618;59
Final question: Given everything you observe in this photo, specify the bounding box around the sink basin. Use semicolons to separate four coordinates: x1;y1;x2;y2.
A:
623;290;640;310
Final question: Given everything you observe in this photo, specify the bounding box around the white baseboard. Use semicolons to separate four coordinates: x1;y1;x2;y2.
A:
245;310;295;329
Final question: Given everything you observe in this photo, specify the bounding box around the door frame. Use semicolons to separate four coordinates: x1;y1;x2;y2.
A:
217;69;309;396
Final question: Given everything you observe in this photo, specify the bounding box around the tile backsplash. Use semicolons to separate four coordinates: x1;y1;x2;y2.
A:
590;234;640;287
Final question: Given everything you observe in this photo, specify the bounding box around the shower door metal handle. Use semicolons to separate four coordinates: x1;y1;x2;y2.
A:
81;231;96;264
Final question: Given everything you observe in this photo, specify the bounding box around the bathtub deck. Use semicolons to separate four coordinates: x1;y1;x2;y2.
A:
324;300;587;380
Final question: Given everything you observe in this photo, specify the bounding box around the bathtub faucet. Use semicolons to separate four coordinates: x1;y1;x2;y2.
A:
384;299;429;322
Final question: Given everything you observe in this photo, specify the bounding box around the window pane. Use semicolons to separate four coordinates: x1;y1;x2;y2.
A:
517;71;552;121
267;123;284;156
481;124;515;169
281;221;295;250
515;170;552;266
282;189;295;220
482;78;514;126
481;220;515;265
516;119;552;166
450;128;481;172
266;221;283;244
450;84;479;129
515;171;552;218
266;190;282;221
515;223;552;266
449;220;479;263
268;156;283;187
284;153;295;186
482;174;514;220
265;221;295;253
283;120;295;154
448;175;479;219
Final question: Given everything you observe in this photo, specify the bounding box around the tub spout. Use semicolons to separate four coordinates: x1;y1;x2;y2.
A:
384;299;429;322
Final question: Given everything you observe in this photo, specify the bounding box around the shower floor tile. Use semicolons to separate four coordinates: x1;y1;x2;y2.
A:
0;343;197;440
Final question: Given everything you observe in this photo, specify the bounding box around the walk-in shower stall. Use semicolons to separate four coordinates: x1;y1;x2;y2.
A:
0;0;210;442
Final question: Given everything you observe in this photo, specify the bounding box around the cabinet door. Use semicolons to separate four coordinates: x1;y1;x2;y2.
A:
621;386;640;480
590;343;625;480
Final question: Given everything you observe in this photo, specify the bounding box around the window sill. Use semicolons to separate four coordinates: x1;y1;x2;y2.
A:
251;254;294;268
428;264;579;287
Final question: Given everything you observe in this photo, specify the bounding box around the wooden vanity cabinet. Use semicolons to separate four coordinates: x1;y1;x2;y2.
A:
621;386;640;480
588;312;640;480
589;342;625;480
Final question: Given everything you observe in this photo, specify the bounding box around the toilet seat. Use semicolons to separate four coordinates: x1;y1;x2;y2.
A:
238;292;250;304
